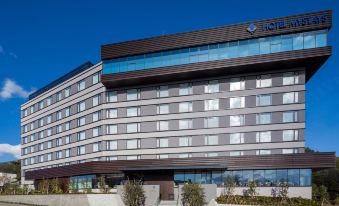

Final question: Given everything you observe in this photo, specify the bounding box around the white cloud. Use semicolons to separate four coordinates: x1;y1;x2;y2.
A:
0;45;4;54
0;144;21;159
9;52;18;59
0;79;34;100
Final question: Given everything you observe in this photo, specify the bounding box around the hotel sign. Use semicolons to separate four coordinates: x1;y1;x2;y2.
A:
261;14;328;31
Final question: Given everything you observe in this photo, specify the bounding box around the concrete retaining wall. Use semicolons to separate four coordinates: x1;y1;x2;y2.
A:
0;194;124;206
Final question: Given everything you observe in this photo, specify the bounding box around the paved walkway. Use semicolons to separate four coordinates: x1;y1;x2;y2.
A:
0;203;30;206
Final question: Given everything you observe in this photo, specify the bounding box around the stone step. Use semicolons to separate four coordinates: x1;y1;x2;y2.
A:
158;200;177;206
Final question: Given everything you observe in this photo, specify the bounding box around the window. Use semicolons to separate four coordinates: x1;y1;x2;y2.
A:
256;113;272;124
93;72;100;84
256;94;272;106
157;138;168;148
23;109;28;117
107;125;117;134
47;128;52;136
106;109;117;118
92;95;100;106
206;153;218;157
126;123;140;133
47;153;52;161
204;135;218;145
39;118;44;127
283;72;299;85
157;121;169;131
30;123;34;130
107;91;117;102
107;140;117;150
39;155;44;163
283;148;298;154
65;122;70;131
39;131;44;139
179;119;192;130
178;153;192;158
283;130;299;141
127;155;139;160
65;107;70;117
46;97;52;106
77;146;85;155
157;86;169;98
179;137;192;147
56;110;62;120
78;101;85;112
65;149;70;158
30;106;34;114
47;115;52;124
205;99;219;111
127;139;140;149
78;117;86;127
56;151;63;159
107;156;118;161
230;133;244;144
23;125;28;133
230;97;245;109
92;127;100;137
256;150;271;155
30;146;35;153
23;137;28;144
205;80;219;93
256;74;272;88
47;141;52;149
78;80;85;91
92;112;99;122
93;142;101;152
230;77;245;91
30;157;35;164
30;135;35;142
65;136;70;144
204;117;219;128
179;102;192;113
127;107;140;117
77;131;86;141
283;111;298;123
157;154;169;159
256;131;271;142
39;101;44;110
179;83;193;96
56;91;62;101
230;151;244;156
157;104;169;114
64;87;70;97
127;89;140;100
56;125;62;133
230;115;245;126
283;92;299;104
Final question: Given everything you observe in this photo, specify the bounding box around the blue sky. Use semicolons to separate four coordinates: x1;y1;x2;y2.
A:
0;0;338;162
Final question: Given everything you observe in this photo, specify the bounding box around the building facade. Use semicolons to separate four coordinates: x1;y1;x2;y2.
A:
21;10;335;199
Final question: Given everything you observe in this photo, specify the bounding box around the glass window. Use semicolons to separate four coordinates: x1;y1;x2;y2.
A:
283;72;299;85
315;30;327;47
157;121;169;131
230;133;244;144
78;80;85;91
179;83;193;96
300;169;311;186
230;151;243;156
39;101;44;110
206;153;219;157
127;89;140;101
179;119;192;130
157;104;169;114
46;97;52;106
157;138;168;148
127;107;140;117
179;137;192;147
65;135;70;144
230;77;245;91
254;170;265;186
65;149;70;157
157;154;169;159
65;107;70;117
283;130;298;141
230;115;245;126
259;38;270;54
77;132;85;141
303;32;315;49
64;87;70;97
293;33;304;50
107;91;117;102
56;111;62;120
93;142;100;152
93;112;99;122
78;101;85;112
283;111;298;123
107;140;117;150
107;109;117;118
265;170;276;186
283;92;298;104
126;123;140;133
256;149;271;155
282;148;297;154
205;99;219;111
107;125;117;134
92;95;100;106
256;131;271;142
204;117;219;128
281;35;293;51
256;113;272;124
204;135;218;145
276;169;288;185
256;94;272;106
288;169;300;186
77;146;86;155
92;72;100;84
205;80;219;93
256;74;272;88
92;127;99;137
78;117;86;126
230;97;245;109
157;85;169;98
127;139;140;149
179;102;192;113
127;155;139;160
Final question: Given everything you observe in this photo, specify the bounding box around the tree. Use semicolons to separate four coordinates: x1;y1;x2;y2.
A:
51;178;62;194
247;181;258;201
122;179;145;206
181;183;205;206
224;175;236;202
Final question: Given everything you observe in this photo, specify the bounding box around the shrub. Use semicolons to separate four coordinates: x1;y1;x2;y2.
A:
181;183;205;206
122;179;145;206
